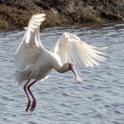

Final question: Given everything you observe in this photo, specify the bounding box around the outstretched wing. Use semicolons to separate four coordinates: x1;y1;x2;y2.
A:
54;32;105;67
15;14;46;71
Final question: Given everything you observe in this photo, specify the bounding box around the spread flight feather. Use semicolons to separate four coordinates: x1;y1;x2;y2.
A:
15;13;105;83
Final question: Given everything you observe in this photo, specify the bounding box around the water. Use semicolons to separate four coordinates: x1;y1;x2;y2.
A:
0;23;124;124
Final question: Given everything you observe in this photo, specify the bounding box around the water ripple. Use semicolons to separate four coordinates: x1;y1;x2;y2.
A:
0;23;124;124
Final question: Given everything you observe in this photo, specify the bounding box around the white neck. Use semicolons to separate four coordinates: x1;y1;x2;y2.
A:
54;63;69;73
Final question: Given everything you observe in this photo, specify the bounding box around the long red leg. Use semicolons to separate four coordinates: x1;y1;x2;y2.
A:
23;79;31;112
27;80;37;112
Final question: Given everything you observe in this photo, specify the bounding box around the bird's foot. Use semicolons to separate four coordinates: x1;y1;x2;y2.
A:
30;99;36;112
25;100;31;112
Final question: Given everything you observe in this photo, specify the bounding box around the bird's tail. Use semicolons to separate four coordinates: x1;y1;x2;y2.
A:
16;71;29;85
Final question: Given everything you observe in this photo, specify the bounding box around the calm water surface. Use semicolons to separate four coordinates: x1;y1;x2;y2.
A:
0;23;124;124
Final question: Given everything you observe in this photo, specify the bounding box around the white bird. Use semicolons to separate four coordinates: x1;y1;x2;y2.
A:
15;13;105;112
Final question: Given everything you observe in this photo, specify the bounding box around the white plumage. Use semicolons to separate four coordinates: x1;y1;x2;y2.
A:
15;13;105;112
54;32;104;67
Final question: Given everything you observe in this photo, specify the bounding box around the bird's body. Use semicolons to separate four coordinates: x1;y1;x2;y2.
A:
16;50;55;82
16;46;69;83
15;13;105;112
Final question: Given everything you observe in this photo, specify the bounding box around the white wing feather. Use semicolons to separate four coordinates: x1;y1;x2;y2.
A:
54;32;105;67
15;14;46;71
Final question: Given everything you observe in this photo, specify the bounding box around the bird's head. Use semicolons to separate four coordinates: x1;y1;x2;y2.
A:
57;63;82;82
68;63;82;82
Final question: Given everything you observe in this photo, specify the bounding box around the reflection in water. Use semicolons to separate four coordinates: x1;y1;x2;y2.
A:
0;23;124;124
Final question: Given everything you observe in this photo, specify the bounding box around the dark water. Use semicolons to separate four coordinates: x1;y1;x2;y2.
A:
0;23;124;124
